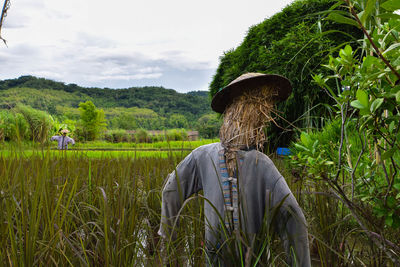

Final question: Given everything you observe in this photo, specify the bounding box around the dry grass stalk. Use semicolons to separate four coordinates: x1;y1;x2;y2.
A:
219;85;277;176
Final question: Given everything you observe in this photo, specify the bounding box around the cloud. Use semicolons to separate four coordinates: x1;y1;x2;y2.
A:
1;0;295;92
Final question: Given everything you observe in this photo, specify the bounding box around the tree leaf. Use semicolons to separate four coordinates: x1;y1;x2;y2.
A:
350;100;366;109
327;12;360;28
376;13;400;20
356;89;369;107
362;55;380;69
381;0;400;11
370;98;384;113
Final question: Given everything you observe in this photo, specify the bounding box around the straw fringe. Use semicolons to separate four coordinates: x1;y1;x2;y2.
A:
219;86;277;176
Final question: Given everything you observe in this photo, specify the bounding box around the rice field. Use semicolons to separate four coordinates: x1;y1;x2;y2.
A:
0;149;191;159
0;142;396;266
0;150;200;266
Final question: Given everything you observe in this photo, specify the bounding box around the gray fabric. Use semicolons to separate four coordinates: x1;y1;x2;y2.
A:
50;135;75;149
159;142;311;266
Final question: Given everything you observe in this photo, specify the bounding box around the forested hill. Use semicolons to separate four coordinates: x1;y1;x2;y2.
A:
0;75;212;119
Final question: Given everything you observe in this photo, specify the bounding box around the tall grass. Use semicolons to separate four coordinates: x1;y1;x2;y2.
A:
1;145;394;266
0;150;183;266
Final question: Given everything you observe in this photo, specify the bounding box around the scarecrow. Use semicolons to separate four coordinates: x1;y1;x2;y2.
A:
159;73;311;266
50;129;75;150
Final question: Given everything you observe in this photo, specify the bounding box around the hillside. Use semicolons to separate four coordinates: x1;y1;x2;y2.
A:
0;76;212;124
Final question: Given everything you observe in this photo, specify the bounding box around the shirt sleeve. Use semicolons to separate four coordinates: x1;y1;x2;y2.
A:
158;151;201;240
69;137;75;145
50;136;58;141
272;178;311;267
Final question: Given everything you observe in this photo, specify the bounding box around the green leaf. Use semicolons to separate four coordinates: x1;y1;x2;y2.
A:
387;196;396;208
370;98;384;113
344;44;353;56
396;90;400;103
350;100;366;109
327;12;360;28
374;207;386;217
294;143;309;152
360;0;377;24
300;132;312;147
362;56;380;69
361;196;371;201
356;89;369;107
382;147;396;160
389;121;395;133
394;183;400;190
377;13;400;20
383;43;400;55
381;0;400;11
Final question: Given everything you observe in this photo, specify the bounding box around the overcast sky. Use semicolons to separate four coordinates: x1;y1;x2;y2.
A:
1;0;294;93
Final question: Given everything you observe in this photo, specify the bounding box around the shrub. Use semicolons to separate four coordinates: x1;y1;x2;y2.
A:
166;129;188;141
133;129;150;143
15;104;53;143
0;110;30;141
104;129;130;143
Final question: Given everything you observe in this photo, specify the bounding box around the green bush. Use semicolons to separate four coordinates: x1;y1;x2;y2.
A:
290;1;400;261
165;129;188;141
0;110;30;141
133;129;150;143
104;129;130;143
15;104;53;143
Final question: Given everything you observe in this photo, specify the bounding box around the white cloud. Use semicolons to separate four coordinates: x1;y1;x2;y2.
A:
1;0;294;92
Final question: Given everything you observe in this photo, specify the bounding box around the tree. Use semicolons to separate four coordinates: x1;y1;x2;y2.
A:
77;100;106;141
167;114;188;129
196;113;221;138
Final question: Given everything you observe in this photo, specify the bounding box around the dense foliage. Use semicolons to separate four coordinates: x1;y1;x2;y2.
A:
0;76;212;123
210;0;363;147
0;76;219;137
291;0;400;264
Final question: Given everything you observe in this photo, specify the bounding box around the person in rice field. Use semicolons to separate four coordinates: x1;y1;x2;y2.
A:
159;73;311;266
51;129;75;150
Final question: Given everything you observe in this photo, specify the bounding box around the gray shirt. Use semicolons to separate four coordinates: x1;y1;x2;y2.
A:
159;142;311;266
50;135;75;149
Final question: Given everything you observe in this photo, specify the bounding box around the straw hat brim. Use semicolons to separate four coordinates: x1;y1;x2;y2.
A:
211;73;292;114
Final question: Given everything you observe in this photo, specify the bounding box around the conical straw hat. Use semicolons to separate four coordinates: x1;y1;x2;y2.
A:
211;73;292;113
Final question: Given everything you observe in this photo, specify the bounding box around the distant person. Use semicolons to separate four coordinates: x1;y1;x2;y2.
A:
159;73;310;266
51;129;75;150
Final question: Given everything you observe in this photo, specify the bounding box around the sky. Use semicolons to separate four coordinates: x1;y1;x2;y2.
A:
0;0;294;93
